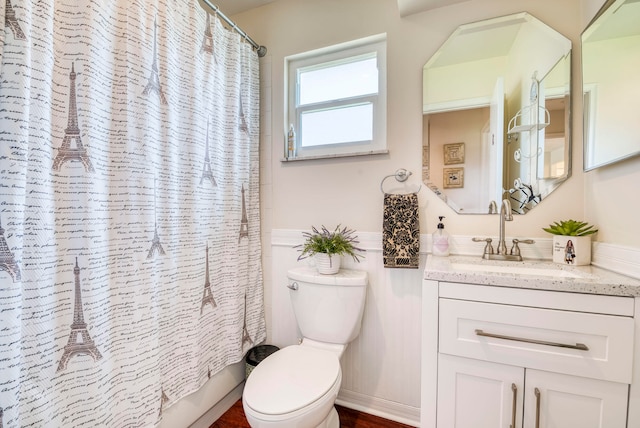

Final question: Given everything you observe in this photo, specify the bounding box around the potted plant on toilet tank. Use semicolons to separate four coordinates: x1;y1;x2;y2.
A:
543;219;598;266
297;225;364;274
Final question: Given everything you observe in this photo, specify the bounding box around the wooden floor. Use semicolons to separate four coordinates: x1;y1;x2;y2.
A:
210;399;413;428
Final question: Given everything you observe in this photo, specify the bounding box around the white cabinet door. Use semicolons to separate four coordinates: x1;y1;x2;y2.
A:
437;354;524;428
523;369;628;428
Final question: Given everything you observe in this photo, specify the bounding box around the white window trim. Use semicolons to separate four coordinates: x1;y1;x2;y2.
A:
284;34;387;161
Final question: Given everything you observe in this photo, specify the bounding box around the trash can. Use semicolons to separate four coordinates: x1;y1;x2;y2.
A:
245;345;279;379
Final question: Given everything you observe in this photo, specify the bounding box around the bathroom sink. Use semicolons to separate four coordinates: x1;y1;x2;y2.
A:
449;262;586;279
425;256;640;296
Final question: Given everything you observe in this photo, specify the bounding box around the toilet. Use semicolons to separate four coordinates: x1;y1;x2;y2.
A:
242;266;367;428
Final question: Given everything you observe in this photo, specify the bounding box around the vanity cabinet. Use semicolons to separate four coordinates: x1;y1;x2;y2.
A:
438;354;628;428
422;281;637;428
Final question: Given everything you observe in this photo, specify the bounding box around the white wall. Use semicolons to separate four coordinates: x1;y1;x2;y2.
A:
239;0;586;238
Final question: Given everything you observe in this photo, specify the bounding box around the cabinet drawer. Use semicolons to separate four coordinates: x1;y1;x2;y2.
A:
439;298;634;383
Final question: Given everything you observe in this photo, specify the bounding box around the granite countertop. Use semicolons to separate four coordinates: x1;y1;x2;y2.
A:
424;255;640;297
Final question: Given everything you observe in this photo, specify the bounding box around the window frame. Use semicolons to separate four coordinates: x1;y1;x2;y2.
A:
285;35;387;161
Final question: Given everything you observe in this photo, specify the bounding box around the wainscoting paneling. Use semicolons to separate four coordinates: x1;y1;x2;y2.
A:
271;230;423;426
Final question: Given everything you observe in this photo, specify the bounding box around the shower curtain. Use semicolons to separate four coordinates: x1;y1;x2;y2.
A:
0;0;265;426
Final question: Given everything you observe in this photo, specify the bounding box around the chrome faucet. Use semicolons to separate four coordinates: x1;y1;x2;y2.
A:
497;199;513;255
488;200;498;214
472;198;535;261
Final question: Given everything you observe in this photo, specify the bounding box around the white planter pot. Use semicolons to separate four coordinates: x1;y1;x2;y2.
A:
314;253;341;274
552;235;592;266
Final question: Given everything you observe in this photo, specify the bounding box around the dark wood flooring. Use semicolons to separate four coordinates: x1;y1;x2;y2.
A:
210;399;413;428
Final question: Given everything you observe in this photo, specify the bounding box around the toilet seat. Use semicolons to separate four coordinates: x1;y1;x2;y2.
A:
243;345;341;416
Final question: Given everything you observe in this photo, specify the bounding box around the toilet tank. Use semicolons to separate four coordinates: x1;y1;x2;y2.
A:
287;266;367;345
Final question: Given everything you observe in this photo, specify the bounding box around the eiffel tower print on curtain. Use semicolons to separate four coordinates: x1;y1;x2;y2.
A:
200;120;216;186
0;213;21;282
57;258;103;372
142;16;168;105
238;97;249;134
238;184;249;242
200;12;215;60
147;179;165;259
200;243;216;314
158;387;169;417
241;294;253;347
52;63;96;173
5;0;26;40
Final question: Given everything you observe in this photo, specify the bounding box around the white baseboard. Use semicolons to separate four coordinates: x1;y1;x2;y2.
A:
188;381;421;427
336;389;420;427
188;382;244;428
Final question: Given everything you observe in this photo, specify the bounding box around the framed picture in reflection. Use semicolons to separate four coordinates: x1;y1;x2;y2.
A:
443;167;464;188
443;142;465;165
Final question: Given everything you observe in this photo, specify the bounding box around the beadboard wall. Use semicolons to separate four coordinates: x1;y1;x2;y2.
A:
271;230;424;426
269;229;640;426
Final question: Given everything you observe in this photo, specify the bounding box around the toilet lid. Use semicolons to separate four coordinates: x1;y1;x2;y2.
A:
243;345;340;415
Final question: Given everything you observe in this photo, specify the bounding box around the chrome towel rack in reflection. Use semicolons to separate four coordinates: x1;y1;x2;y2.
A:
380;168;422;194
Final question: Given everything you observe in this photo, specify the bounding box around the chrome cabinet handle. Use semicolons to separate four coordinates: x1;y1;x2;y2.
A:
510;383;517;428
475;329;589;351
287;282;298;291
534;388;541;428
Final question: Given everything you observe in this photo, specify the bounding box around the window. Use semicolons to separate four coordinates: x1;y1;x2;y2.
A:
286;35;387;160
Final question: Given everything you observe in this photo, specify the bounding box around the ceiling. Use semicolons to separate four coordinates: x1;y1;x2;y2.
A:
210;0;275;16
426;14;525;68
210;0;470;17
584;0;640;42
396;0;471;16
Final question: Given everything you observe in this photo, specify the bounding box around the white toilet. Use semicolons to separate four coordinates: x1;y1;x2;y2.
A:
242;266;367;428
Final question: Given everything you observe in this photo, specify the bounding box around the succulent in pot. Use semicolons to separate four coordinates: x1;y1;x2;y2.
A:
543;220;598;266
542;220;598;237
297;225;365;274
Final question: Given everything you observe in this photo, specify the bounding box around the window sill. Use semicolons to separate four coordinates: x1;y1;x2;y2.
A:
280;149;389;162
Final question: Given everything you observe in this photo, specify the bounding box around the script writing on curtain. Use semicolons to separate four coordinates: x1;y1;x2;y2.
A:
0;0;264;426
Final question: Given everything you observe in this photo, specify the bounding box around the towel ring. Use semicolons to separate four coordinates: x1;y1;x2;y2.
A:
380;168;422;194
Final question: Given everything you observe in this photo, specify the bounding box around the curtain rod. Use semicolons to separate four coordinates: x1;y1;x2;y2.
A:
201;0;267;57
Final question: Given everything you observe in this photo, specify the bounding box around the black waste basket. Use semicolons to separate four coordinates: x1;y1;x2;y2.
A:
245;345;279;379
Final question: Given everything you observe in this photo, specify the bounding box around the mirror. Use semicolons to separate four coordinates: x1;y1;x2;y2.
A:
582;0;640;171
422;13;572;214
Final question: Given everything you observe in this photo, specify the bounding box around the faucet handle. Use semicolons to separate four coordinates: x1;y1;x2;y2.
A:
472;237;494;255
510;238;535;256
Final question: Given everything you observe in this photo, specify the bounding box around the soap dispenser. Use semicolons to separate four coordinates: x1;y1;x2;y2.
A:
432;216;450;256
287;124;296;158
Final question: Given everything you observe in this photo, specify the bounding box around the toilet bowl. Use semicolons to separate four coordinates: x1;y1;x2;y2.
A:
242;267;367;428
242;343;342;428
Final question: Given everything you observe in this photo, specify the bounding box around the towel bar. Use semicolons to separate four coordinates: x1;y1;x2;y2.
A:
380;168;422;194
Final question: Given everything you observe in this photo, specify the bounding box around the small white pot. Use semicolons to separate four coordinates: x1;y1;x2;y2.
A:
552;235;592;266
314;253;341;274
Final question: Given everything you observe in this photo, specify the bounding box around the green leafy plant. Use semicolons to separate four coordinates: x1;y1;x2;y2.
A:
297;225;365;262
543;220;598;236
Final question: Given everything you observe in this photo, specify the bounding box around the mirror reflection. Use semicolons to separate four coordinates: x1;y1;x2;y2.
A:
422;12;572;214
582;0;640;170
